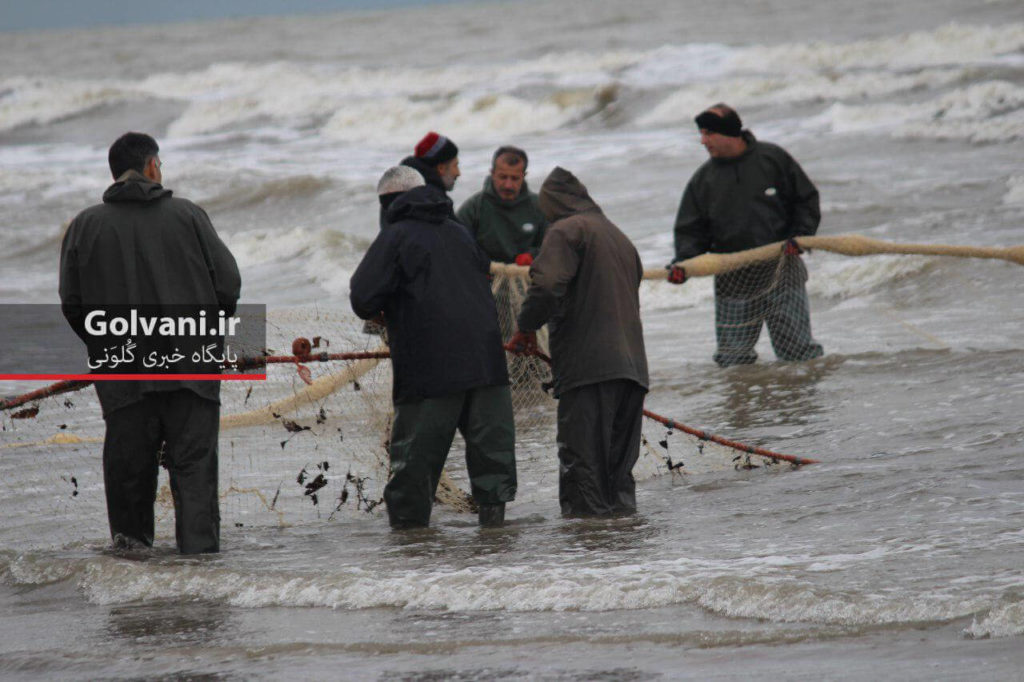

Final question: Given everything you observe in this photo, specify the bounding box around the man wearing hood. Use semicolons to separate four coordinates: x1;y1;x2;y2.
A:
508;168;649;518
401;131;461;202
59;132;241;553
349;179;516;529
457;146;547;266
669;104;824;366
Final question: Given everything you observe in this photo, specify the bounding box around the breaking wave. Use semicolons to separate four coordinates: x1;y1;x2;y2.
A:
2;22;1021;143
3;549;1016;634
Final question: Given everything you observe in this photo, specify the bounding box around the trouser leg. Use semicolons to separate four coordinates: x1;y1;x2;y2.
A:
159;390;221;554
459;384;517;506
607;380;646;515
766;283;824;362
714;294;762;367
557;381;642;517
102;399;161;547
384;395;462;528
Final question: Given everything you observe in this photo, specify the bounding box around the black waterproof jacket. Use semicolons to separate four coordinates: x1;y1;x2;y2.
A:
673;131;820;261
349;186;509;404
59;171;241;416
518;168;648;397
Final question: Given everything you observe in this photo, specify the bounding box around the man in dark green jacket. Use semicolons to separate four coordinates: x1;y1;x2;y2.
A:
456;146;547;265
670;104;824;366
508;168;648;517
457;146;548;344
59;132;240;553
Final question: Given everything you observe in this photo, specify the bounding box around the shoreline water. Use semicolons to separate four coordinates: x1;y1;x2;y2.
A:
2;0;1023;678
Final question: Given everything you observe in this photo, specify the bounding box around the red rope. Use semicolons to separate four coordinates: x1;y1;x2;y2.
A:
506;344;819;466
229;351;392;370
0;380;91;411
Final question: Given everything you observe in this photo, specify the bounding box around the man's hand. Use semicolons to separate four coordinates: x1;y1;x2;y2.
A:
667;265;687;285
514;252;533;266
784;238;803;256
505;329;538;355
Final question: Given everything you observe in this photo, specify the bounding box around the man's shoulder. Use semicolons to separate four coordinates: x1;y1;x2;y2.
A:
751;139;795;163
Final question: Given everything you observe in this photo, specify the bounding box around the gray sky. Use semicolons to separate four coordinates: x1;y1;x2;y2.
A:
0;0;460;32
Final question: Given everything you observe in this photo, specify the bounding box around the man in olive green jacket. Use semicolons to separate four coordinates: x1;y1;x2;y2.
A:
456;146;547;265
508;167;649;517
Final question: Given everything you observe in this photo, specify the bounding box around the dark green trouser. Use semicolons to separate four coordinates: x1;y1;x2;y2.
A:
557;379;646;518
102;389;220;554
385;384;516;528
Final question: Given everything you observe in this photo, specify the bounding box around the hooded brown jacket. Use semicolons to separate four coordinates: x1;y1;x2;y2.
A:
517;167;648;397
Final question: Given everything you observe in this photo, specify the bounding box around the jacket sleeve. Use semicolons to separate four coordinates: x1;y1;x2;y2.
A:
193;206;241;316
784;154;821;237
455;195;480;237
58;219;88;343
516;224;580;332
529;198;548;256
349;228;401;320
672;178;712;262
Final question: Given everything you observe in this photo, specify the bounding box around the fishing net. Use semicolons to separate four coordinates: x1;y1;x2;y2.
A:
4;234;1018;551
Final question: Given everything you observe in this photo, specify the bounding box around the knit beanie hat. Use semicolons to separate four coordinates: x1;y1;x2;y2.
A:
377;165;425;209
694;109;743;137
414;131;458;164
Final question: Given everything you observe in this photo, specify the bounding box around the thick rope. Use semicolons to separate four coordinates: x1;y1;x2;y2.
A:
642;234;1024;279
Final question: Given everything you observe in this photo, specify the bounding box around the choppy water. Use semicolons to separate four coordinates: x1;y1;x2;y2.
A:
2;0;1023;679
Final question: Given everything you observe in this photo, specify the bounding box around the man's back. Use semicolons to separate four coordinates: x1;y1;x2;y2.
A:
518;167;648;397
59;170;240;414
350;185;508;403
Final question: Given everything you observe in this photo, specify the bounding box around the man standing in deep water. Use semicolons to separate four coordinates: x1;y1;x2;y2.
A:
59;132;240;553
668;104;823;366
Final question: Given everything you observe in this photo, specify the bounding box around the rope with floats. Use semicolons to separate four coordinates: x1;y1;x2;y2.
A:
489;234;1024;282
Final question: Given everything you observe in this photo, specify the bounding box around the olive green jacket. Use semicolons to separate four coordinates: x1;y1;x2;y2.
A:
456;177;547;263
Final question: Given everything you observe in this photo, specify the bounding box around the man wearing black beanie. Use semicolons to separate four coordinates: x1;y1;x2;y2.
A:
668;104;824;366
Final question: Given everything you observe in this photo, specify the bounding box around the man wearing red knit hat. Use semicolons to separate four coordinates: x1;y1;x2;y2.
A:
401;131;461;196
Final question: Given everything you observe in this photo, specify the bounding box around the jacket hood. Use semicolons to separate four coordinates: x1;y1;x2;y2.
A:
400;155;446;193
102;170;172;203
537;167;601;223
482;176;532;207
385;184;454;225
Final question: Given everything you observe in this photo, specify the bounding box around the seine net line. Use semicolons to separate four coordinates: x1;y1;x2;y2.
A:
3;234;1020;550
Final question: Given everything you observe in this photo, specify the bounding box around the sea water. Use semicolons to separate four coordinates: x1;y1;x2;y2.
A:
1;0;1023;678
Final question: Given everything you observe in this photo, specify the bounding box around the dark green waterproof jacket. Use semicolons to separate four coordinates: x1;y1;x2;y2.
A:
59;171;241;416
517;167;648;398
456;178;547;263
673;131;820;262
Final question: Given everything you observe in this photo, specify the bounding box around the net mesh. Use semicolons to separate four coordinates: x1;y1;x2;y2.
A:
7;238;1011;551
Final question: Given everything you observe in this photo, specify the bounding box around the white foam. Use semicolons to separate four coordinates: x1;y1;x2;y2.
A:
963;601;1024;639
1004;176;1024;205
0;75;138;132
813;81;1024;142
731;22;1024;73
321;92;588;144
